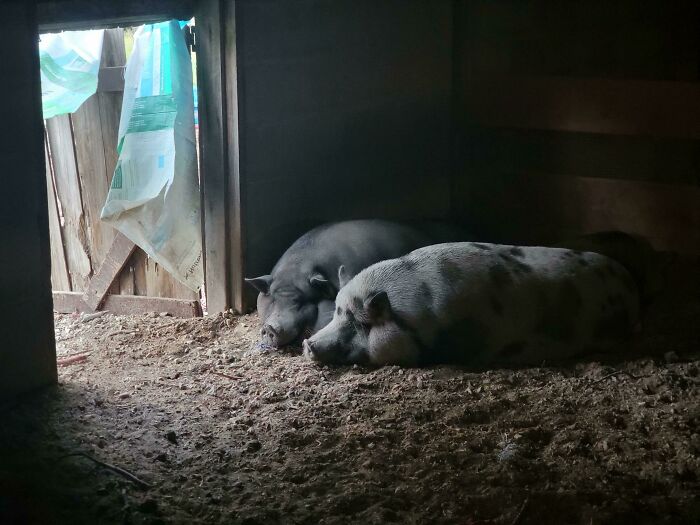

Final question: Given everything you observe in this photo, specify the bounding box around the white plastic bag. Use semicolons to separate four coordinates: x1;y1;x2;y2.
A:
39;29;104;118
101;20;203;291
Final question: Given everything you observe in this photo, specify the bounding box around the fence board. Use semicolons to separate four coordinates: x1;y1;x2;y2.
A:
83;232;137;311
44;136;71;292
70;29;126;285
46;115;92;290
53;292;203;318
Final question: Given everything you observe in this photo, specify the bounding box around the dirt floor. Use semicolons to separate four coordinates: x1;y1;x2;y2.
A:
1;259;699;524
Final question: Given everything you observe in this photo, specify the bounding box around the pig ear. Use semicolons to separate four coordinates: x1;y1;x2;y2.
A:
309;273;336;299
337;265;351;288
245;275;272;294
365;291;391;320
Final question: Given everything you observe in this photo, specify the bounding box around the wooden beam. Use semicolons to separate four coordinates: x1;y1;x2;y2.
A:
224;0;250;313
38;0;195;32
82;233;137;311
454;172;700;255
195;0;231;313
97;66;125;93
463;75;700;140
54;292;203;318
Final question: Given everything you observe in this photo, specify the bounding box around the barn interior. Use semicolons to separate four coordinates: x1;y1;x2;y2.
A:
1;1;699;523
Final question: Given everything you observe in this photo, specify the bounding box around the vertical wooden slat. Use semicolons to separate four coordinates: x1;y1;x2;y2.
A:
224;0;248;313
195;0;231;312
44;131;72;292
70;29;127;288
46;114;92;290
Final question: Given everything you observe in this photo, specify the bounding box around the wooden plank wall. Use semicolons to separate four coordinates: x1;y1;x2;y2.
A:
45;27;198;301
232;0;454;310
453;0;700;254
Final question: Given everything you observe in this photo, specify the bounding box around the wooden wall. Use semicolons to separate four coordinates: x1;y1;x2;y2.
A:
0;2;57;400
44;28;198;303
235;0;454;305
453;0;700;253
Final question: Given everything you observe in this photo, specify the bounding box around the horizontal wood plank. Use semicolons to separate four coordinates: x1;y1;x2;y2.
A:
453;172;700;255
38;0;194;31
464;128;700;187
54;292;203;318
463;75;700;139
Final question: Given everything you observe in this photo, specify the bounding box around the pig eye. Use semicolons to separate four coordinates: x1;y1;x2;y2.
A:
336;307;342;316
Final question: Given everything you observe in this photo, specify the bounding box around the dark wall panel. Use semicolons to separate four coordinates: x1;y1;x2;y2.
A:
453;0;700;254
235;0;453;281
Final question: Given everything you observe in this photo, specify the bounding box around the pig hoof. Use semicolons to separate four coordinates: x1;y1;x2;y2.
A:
302;339;317;360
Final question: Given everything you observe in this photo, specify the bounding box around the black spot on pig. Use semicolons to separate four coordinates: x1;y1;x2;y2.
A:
489;264;513;288
399;256;418;271
498;252;532;274
419;281;433;303
471;242;492;251
500;341;526;357
439;259;464;284
336;306;342;316
490;296;504;316
577;257;589;267
352;296;363;311
562;251;575;259
509;246;525;258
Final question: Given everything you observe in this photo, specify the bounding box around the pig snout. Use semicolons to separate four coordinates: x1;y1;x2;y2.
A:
260;321;297;348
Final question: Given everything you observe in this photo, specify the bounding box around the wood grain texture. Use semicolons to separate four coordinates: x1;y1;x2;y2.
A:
38;0;195;32
44;136;72;292
54;292;203;318
462;75;700;139
224;0;248;312
82;233;137;311
195;0;231;313
70;29;125;290
46;114;92;290
453;172;700;255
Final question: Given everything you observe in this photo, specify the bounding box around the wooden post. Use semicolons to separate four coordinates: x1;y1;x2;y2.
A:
196;0;232;312
0;2;57;400
222;0;250;313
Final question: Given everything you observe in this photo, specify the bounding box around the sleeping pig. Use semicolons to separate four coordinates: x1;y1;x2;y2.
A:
302;242;640;367
245;219;468;348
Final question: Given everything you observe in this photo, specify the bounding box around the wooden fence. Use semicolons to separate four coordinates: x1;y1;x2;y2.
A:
45;28;202;317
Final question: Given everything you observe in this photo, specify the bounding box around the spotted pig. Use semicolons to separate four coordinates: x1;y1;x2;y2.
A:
303;242;640;367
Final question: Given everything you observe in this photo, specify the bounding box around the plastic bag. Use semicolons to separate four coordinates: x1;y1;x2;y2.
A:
101;20;203;291
39;29;104;118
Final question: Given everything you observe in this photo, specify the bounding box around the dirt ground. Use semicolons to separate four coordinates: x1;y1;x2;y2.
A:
1;258;699;524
